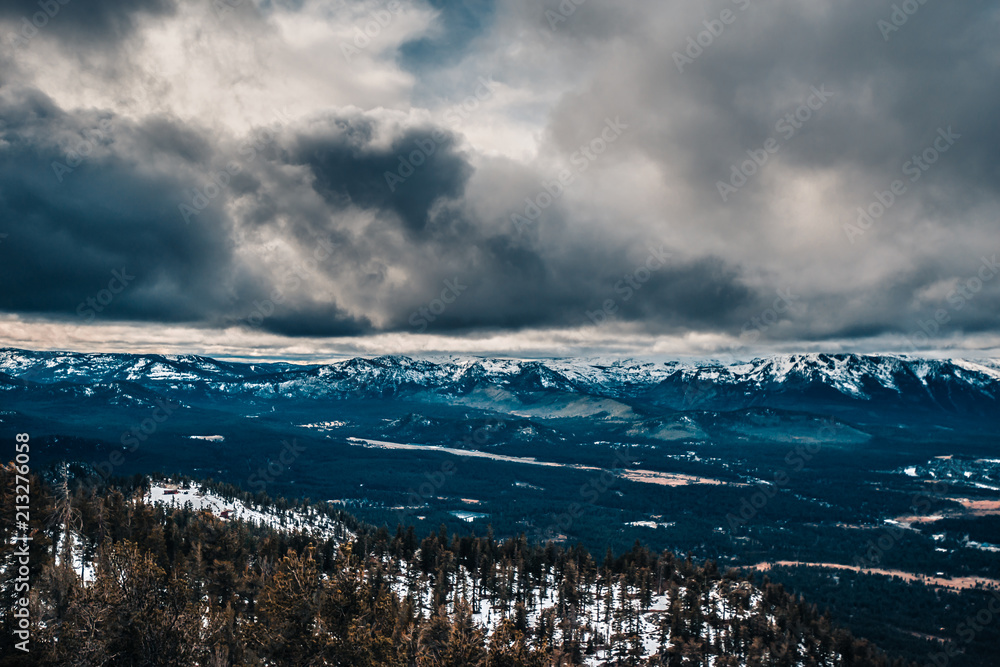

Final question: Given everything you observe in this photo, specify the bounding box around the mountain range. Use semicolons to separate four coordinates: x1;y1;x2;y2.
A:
2;349;997;429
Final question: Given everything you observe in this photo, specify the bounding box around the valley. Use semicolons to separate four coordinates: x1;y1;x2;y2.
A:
1;349;998;664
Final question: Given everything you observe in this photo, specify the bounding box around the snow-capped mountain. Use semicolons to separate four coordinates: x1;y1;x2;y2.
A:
635;353;1000;418
1;349;997;425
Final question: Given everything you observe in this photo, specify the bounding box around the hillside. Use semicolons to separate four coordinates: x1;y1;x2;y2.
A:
0;466;914;666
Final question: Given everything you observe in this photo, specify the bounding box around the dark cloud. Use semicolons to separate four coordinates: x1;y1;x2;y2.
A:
0;89;231;323
392;251;763;335
521;0;1000;342
287;116;473;234
244;304;372;338
0;0;175;48
0;0;998;353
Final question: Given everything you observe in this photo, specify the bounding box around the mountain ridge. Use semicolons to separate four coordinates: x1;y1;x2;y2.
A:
2;349;997;421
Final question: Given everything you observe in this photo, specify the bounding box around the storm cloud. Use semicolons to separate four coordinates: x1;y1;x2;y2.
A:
1;0;998;357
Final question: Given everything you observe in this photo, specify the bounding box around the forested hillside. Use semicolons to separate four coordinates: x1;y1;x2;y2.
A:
0;464;916;666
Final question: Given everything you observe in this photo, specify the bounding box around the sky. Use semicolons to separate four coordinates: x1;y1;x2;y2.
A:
0;0;998;362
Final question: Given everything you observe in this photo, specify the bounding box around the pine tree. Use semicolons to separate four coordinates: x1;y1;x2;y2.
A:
250;546;322;663
488;617;546;667
416;605;453;666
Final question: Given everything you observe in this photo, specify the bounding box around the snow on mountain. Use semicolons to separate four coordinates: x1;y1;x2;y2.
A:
643;353;999;409
951;358;1000;383
1;349;997;418
0;349;268;385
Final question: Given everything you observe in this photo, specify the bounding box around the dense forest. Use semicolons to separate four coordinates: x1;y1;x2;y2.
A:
0;463;917;666
761;566;1000;666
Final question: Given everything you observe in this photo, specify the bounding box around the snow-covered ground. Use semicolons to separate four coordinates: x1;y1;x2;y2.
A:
16;481;355;590
296;420;347;430
387;558;793;666
145;482;352;542
54;530;95;584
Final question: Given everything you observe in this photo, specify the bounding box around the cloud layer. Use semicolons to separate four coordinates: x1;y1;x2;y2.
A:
1;0;998;357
